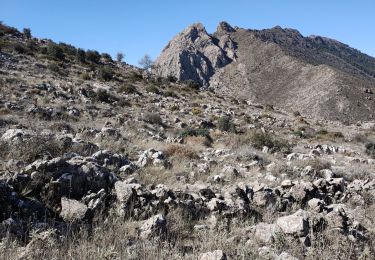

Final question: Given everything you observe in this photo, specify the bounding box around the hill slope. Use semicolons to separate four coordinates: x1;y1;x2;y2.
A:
154;22;375;122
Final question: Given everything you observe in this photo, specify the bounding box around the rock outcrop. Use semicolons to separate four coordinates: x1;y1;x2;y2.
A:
153;22;234;86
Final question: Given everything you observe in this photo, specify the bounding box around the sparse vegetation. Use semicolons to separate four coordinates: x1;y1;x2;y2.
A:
118;84;137;94
86;50;101;63
365;142;375;158
138;54;153;70
185;80;200;90
99;66;114;81
143;112;163;125
0;20;374;260
217;115;236;132
23;28;32;39
47;42;65;60
146;84;160;94
247;130;292;153
116;52;124;62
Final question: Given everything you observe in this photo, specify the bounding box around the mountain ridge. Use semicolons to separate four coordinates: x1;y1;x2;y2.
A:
153;21;375;122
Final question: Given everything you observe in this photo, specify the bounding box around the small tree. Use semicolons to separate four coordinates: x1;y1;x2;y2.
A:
23;28;31;39
47;43;64;60
86;50;101;64
116;52;124;62
76;48;86;63
138;54;153;70
101;53;112;62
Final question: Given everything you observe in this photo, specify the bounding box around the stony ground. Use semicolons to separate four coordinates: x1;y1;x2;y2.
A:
0;24;375;259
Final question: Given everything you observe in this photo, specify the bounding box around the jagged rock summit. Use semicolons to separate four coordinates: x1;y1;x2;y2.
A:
154;21;375;122
153;22;233;86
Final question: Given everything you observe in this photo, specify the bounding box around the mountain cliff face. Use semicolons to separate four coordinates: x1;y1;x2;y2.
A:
153;22;234;86
154;22;375;122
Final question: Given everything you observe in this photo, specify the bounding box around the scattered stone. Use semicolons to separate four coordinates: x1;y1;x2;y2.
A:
199;250;227;260
139;214;167;239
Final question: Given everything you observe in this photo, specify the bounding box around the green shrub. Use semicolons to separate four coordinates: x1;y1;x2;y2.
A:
217;115;236;132
76;48;86;63
47;43;65;60
185;80;200;90
179;128;211;141
143;113;163;125
0;39;6;52
13;43;26;54
365;143;375;158
316;129;344;140
86;50;101;63
101;53;112;62
47;62;60;73
0;22;19;35
249;131;291;153
164;90;177;98
59;42;77;57
99;66;113;81
167;75;178;83
127;71;143;82
23;28;31;39
95;89;116;103
316;129;328;135
26;40;39;52
118;84;137;94
146;84;160;94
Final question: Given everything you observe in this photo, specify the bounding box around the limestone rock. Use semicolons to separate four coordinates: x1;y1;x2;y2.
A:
199;250;227;260
276;210;309;237
139;214;167;239
153;23;233;87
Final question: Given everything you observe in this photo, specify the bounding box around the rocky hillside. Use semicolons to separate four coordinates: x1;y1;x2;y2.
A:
0;22;375;259
154;22;375;123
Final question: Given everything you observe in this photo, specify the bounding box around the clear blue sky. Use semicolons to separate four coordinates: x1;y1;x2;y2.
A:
1;0;374;65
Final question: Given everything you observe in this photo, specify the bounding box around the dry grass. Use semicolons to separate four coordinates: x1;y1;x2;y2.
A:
164;144;199;160
1;210;372;260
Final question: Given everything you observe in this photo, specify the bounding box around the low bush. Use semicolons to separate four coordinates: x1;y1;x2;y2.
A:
0;22;19;35
164;144;199;159
365;142;375;158
99;66;113;81
248;130;291;153
164;90;177;98
179;128;212;144
316;129;344;140
47;62;60;73
167;75;177;83
118;84;137;94
47;43;64;60
76;48;86;63
191;107;202;115
101;53;112;62
185;80;200;90
86;50;101;64
217;115;236;133
59;42;77;57
95;89;117;103
13;43;27;54
127;71;143;82
146;84;160;94
143;112;163;125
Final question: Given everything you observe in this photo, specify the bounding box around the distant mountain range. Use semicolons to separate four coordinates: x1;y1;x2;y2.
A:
154;22;375;122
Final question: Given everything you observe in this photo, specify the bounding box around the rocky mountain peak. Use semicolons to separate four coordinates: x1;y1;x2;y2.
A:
153;22;233;86
216;21;236;35
181;23;208;42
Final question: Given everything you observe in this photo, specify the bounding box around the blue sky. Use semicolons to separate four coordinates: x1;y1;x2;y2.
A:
1;0;374;65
